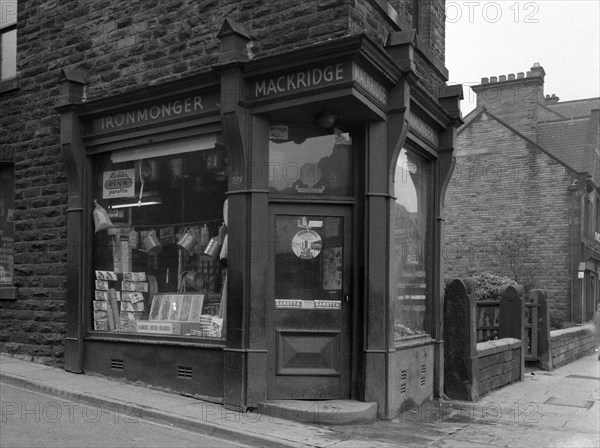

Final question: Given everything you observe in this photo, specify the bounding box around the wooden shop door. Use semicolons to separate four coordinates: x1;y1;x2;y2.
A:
267;204;352;399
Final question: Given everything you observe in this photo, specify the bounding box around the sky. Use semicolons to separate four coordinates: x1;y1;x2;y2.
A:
445;1;600;115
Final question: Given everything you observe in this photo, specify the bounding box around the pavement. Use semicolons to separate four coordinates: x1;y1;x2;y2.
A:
1;352;599;448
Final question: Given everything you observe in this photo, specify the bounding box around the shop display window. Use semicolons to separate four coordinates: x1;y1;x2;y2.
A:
268;126;353;196
391;148;431;340
91;139;228;339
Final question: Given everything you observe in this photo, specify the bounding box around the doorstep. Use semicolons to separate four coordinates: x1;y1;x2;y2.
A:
257;399;378;425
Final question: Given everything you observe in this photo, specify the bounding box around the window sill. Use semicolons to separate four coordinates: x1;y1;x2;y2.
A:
0;286;16;300
0;77;19;94
85;332;225;348
394;334;434;349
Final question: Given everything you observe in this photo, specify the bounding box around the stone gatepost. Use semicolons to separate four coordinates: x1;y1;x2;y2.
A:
499;285;525;380
444;279;478;401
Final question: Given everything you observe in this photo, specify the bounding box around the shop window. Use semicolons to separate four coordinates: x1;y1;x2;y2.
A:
391;148;431;340
0;163;15;299
0;0;17;81
91;138;228;339
268;126;353;197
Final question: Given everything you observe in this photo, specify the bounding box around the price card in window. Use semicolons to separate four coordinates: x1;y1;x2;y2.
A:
103;169;135;199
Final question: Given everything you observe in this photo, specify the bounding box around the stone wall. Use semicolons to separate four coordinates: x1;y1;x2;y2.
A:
444;112;573;317
476;338;522;396
550;325;596;369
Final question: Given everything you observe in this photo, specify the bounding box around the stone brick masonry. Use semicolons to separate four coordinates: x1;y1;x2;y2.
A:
550;325;596;369
444;115;572;315
0;1;448;364
443;67;576;317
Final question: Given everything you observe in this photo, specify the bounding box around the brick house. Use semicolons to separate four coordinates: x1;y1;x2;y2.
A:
0;0;463;419
444;63;600;324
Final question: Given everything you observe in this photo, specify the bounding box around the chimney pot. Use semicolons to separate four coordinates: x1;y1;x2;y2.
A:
508;74;515;80
490;76;498;83
529;63;546;78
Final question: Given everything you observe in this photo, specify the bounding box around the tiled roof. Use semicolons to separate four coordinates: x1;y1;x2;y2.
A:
543;98;600;119
536;118;591;172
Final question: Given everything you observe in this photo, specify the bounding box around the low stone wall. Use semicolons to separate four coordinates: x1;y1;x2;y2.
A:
550;324;596;369
444;280;525;401
477;338;522;395
476;338;522;396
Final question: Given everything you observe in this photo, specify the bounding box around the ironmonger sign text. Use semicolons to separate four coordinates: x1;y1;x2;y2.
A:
90;92;219;134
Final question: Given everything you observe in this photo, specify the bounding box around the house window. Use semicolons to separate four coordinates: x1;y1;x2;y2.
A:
0;0;17;81
391;147;432;340
0;163;15;299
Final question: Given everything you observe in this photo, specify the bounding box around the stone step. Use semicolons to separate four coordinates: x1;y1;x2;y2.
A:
257;399;378;425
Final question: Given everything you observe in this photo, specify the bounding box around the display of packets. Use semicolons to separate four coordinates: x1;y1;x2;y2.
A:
122;301;144;312
122;291;145;303
93;311;107;320
94;318;109;331
93;300;108;311
121;281;148;292
95;291;109;301
120;310;143;321
123;272;147;282
95;280;109;291
95;271;118;281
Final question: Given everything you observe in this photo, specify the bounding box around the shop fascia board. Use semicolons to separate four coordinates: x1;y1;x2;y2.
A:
82;109;221;147
246;85;388;122
75;71;220;119
407;84;458;138
243;33;406;89
83;118;221;156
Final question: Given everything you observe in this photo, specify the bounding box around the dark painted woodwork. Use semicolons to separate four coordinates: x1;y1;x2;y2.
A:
57;70;88;374
267;204;353;400
83;340;224;401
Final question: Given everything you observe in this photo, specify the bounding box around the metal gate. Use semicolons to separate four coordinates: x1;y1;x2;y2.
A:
524;293;539;361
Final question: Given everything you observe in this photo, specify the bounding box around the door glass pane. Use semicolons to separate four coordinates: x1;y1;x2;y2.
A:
269;127;353;196
392;148;430;339
275;215;343;308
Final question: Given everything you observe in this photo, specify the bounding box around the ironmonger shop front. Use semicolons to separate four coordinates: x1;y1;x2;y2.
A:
57;31;462;419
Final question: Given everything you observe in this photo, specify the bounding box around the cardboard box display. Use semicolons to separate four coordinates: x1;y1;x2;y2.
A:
122;291;144;303
95;280;109;291
121;281;148;292
95;291;108;301
95;271;118;281
93;300;108;311
94;318;109;331
122;301;144;312
123;272;146;282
